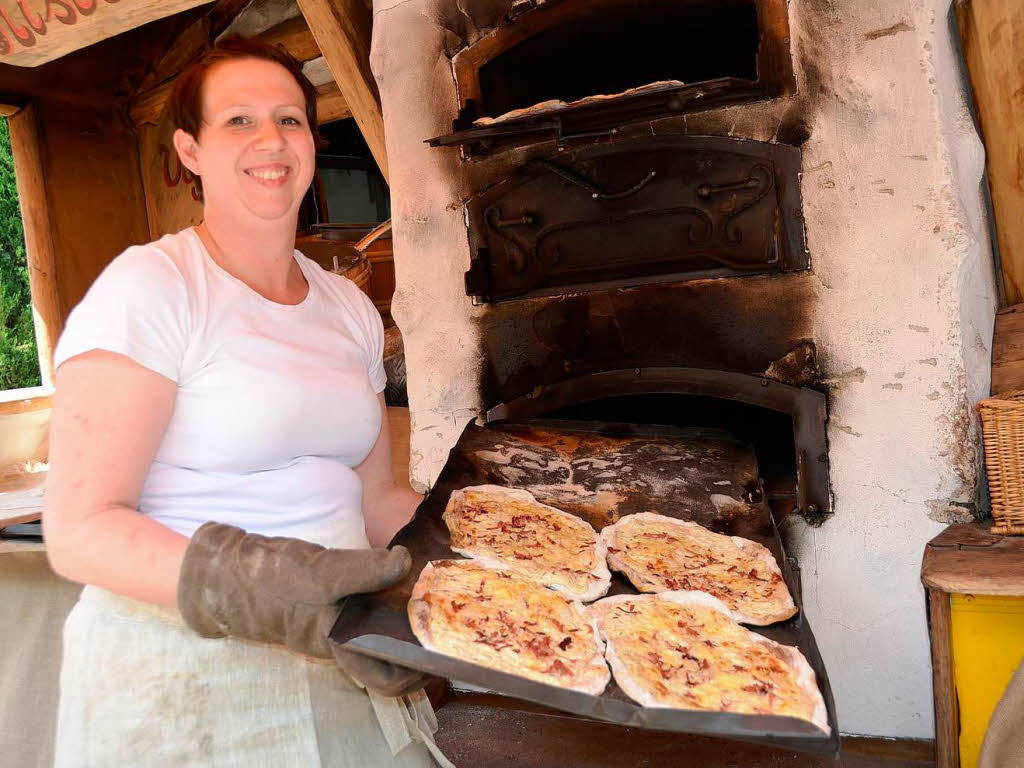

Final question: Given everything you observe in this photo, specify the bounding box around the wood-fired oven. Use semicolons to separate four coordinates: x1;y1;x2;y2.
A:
366;0;1001;754
350;0;854;756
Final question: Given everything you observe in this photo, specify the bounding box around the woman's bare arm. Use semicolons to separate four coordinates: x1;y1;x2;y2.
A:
43;350;188;609
356;393;424;548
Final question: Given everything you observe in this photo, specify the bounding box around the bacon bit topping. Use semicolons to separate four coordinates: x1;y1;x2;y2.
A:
546;659;572;677
450;600;467;612
742;681;772;695
513;552;535;560
607;547;621;554
523;634;554;658
558;637;573;650
646;651;676;680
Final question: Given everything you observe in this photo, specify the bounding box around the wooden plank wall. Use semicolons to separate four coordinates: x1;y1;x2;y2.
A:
8;96;151;384
957;0;1024;306
992;304;1024;393
35;101;151;321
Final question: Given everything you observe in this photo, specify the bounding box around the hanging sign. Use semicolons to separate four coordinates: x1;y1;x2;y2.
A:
138;107;204;239
0;0;214;67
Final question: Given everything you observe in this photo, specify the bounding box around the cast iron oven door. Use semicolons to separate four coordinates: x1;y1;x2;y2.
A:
464;135;807;302
428;0;794;157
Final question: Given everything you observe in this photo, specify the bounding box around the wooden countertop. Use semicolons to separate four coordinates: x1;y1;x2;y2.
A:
922;522;1024;595
0;473;45;554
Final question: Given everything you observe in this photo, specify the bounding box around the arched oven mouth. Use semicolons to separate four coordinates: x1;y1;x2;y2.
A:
429;0;795;157
483;367;831;524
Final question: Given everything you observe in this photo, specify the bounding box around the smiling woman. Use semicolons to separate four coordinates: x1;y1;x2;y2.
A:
42;36;446;768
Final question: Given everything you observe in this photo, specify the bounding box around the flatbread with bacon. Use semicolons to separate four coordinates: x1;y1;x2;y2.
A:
587;592;828;732
443;485;611;602
408;559;610;695
601;512;797;625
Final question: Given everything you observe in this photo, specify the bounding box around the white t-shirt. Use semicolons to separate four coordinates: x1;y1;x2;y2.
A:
53;227;387;549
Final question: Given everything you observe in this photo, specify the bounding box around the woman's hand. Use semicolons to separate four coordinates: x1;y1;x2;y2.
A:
178;521;429;696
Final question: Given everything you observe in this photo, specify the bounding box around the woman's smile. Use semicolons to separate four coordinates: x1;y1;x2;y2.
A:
244;163;292;185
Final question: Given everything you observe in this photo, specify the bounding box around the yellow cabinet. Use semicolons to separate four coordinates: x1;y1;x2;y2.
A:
951;594;1024;768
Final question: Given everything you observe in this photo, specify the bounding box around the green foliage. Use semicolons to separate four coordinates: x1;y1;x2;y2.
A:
0;117;40;389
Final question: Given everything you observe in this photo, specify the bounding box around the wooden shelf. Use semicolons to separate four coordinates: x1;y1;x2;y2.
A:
920;521;1024;767
0;472;45;554
922;522;1024;596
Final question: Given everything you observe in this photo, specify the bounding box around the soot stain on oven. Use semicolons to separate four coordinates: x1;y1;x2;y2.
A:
475;273;818;407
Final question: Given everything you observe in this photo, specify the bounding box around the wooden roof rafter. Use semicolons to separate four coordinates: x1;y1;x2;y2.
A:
129;8;349;129
295;0;388;181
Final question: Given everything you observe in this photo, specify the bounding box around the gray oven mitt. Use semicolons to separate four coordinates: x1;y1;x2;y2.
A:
178;521;429;697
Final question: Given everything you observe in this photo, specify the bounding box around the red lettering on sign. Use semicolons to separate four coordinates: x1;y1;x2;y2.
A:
17;0;45;33
45;0;76;24
0;6;34;45
0;0;129;57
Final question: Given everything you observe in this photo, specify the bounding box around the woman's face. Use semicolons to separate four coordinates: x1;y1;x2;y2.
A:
176;57;316;224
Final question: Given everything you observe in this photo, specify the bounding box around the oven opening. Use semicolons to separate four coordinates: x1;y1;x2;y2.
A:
476;0;760;120
544;393;800;521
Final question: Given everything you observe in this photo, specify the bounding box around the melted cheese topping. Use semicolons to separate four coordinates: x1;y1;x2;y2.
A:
415;561;606;690
610;517;791;622
598;598;817;721
445;489;600;597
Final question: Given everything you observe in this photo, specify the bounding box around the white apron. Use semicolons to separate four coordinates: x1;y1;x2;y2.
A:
54;586;454;768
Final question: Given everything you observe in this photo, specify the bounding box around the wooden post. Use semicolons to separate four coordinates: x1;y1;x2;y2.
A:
927;589;959;768
956;1;1024;305
8;104;60;387
296;0;389;182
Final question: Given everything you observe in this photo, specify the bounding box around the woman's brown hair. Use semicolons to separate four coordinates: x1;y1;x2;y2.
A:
168;34;319;142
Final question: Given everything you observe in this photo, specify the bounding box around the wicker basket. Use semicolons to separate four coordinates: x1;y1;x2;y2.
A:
979;390;1024;534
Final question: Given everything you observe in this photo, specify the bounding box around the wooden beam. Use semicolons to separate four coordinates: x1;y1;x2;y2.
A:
132;75;349;129
130;80;176;127
7;104;60;386
133;0;257;98
296;0;388;181
956;1;1024;305
134;15;213;96
131;13;324;128
316;81;352;125
209;0;257;34
259;16;321;63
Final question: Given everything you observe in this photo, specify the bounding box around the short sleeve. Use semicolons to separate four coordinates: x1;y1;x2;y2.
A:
53;245;190;382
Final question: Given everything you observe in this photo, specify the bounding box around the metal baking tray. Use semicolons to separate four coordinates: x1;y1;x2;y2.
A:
330;419;839;754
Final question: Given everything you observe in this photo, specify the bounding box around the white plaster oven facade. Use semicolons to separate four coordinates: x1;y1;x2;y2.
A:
370;0;1000;739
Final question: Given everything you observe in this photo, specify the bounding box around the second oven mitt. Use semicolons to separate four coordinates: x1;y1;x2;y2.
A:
178;521;428;695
